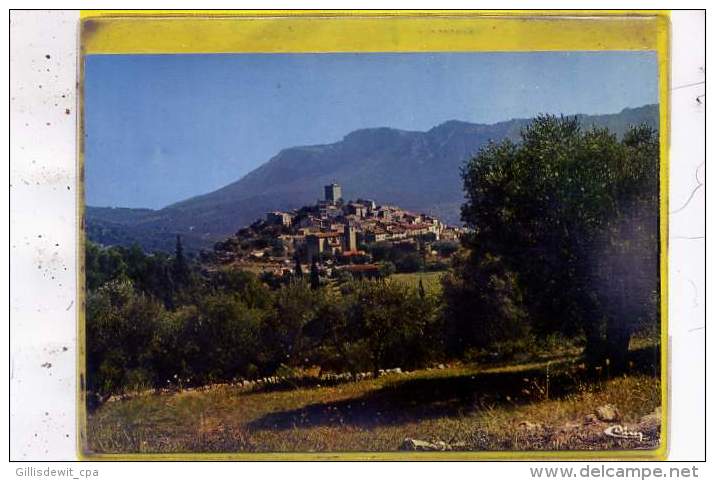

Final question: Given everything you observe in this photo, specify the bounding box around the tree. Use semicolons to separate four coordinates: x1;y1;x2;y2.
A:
86;279;167;396
294;256;303;278
418;239;428;267
347;281;437;374
259;282;317;370
172;235;190;288
186;294;264;383
208;268;272;309
395;252;424;273
85;241;128;290
365;241;392;261
378;261;396;278
459;116;659;370
302;291;353;371
310;256;321;290
433;240;459;257
441;252;528;356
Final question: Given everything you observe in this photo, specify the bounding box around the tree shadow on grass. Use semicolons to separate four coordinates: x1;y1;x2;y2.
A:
248;346;660;431
248;365;572;431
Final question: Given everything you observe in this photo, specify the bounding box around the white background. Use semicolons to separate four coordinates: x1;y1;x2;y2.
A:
3;2;708;479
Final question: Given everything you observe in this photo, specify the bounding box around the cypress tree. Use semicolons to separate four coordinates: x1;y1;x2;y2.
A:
294;256;303;278
172;234;190;288
310;257;320;290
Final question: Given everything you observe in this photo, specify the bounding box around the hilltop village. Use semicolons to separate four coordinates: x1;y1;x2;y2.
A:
209;183;465;279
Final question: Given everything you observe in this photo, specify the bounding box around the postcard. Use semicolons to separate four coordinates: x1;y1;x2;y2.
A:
76;11;669;460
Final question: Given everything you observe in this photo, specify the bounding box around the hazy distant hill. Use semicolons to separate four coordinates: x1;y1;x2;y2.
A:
86;104;659;252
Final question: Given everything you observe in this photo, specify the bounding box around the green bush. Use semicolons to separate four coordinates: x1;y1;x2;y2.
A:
344;280;439;373
86;279;168;396
441;252;529;357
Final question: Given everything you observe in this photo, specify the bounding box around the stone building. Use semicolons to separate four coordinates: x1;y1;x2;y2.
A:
342;224;358;252
324;183;342;204
266;211;293;227
306;231;343;259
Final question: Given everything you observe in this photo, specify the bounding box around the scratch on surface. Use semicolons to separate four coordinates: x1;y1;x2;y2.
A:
671;235;704;240
687;279;699;308
669;82;704;212
696;161;704;185
688;326;705;332
670;161;705;215
65;300;74;311
671;80;705;91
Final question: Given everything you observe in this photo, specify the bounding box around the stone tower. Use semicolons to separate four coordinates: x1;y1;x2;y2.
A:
343;223;357;252
324;183;342;204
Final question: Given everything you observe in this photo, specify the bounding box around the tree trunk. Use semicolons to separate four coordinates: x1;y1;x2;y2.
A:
605;324;631;373
605;271;633;373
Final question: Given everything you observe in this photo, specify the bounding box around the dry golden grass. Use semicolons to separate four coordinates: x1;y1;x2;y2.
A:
86;346;660;455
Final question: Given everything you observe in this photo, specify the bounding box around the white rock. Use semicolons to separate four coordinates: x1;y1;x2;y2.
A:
595;404;621;422
399;438;448;451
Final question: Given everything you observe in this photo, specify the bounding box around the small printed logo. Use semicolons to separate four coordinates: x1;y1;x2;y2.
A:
604;424;645;442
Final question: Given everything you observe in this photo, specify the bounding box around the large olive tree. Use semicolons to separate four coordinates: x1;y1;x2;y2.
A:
459;116;659;370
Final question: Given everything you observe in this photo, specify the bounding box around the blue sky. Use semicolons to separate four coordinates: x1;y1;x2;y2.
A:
84;51;658;209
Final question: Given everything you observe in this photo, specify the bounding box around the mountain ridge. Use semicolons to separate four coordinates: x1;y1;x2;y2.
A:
87;104;659;252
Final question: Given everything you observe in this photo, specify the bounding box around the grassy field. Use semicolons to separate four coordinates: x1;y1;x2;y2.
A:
86;346;661;455
389;271;445;293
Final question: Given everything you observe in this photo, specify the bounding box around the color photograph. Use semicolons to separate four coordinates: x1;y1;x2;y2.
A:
82;49;662;455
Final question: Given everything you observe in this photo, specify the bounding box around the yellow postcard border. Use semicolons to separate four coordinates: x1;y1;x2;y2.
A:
76;9;671;461
79;10;665;54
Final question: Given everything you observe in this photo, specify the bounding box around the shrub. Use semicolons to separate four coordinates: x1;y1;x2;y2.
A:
345;280;439;373
86;279;167;396
441;252;529;357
